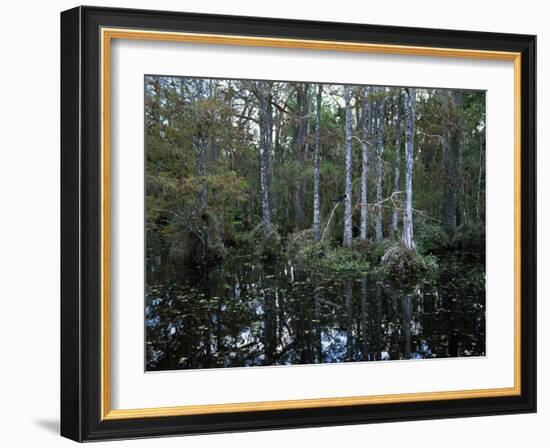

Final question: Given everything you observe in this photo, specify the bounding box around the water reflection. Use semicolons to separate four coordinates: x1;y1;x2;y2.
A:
146;257;485;371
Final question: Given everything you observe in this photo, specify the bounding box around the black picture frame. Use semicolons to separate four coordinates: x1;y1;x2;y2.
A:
61;5;536;442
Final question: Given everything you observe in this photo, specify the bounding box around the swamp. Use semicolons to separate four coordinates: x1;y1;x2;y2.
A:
144;76;486;371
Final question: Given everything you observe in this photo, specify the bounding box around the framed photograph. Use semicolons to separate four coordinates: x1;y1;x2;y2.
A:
61;6;536;441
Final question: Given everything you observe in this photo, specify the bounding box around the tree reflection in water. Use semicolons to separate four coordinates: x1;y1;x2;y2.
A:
146;256;485;371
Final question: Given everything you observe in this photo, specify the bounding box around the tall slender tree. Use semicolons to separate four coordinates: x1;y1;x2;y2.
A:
343;85;353;248
442;90;464;236
313;84;323;243
401;88;416;250
193;79;208;211
257;81;273;241
391;92;402;232
374;88;386;241
266;85;275;216
476;132;484;223
150;76;162;129
360;87;372;242
293;83;311;226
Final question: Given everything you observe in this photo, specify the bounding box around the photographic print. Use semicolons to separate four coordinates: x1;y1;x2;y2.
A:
61;9;536;440
144;76;486;371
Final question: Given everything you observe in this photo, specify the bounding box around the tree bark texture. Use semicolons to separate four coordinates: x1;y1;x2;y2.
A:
391;93;402;232
360;87;372;241
442;90;463;237
375;89;386;241
313;84;323;243
401;88;416;250
294;83;310;226
343;85;353;248
257;81;273;241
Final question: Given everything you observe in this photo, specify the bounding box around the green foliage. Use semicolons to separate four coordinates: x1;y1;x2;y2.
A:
235;224;282;258
258;227;282;258
285;229;316;257
317;245;371;274
380;243;438;284
365;239;393;265
167;209;228;266
286;232;370;275
415;221;450;255
451;224;485;258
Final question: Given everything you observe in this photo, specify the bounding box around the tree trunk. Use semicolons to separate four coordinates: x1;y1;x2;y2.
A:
401;88;416;250
360;87;372;241
293;83;310;226
194;80;208;210
313;84;323;243
375;89;386;241
391;93;402;232
151;77;162;128
266;89;276;217
257;81;273;241
343;85;353;248
442;90;463;237
476;132;484;223
197;137;207;210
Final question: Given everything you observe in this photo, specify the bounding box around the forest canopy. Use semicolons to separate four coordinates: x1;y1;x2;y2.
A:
145;76;485;275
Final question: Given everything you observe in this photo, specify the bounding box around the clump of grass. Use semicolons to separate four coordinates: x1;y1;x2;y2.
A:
380;243;438;284
365;239;393;265
313;245;371;274
286;231;370;274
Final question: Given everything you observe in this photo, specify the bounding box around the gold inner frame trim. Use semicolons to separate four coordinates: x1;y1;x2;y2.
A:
100;27;522;420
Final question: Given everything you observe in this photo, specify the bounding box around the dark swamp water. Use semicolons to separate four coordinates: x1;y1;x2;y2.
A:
145;256;486;371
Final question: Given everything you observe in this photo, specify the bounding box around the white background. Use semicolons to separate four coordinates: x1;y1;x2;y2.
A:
111;39;515;409
0;0;546;447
